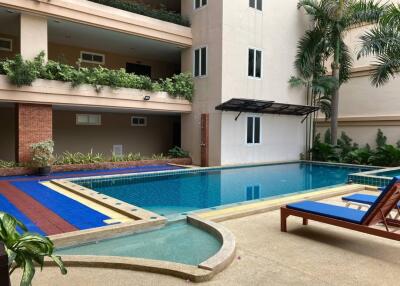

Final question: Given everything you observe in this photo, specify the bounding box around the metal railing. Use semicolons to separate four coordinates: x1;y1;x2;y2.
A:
0;242;10;286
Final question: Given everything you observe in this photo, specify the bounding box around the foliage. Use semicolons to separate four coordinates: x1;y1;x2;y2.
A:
168;146;190;158
0;160;17;168
147;153;168;160
54;150;105;165
295;0;387;144
310;134;338;162
343;145;372;165
369;144;400;167
156;73;195;102
376;128;387;147
323;129;331;144
358;3;400;86
110;152;142;162
0;212;67;286
88;0;190;26
337;131;358;161
311;129;400;167
0;53;194;102
30;140;55;168
1;54;40;87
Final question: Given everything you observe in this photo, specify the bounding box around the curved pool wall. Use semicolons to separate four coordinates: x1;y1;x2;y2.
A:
53;216;236;282
71;161;372;218
57;220;220;265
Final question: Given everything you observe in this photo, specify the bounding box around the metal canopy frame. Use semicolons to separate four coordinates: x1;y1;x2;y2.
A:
215;98;319;120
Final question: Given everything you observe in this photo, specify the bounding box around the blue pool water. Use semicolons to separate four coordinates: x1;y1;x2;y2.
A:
56;221;221;265
76;162;370;217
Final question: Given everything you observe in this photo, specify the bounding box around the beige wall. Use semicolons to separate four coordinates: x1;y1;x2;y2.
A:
181;0;223;166
53;110;178;156
181;0;310;166
0;106;15;161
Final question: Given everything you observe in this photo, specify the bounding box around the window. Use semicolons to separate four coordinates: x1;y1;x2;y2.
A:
247;116;261;144
0;38;12;51
80;51;105;64
76;114;101;126
194;47;207;77
131;116;147;127
194;0;207;9
249;0;262;10
248;48;262;78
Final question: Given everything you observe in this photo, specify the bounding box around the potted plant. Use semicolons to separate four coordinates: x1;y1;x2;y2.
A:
30;140;54;176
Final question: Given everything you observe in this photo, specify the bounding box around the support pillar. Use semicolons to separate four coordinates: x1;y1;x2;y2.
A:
16;104;52;163
20;13;48;60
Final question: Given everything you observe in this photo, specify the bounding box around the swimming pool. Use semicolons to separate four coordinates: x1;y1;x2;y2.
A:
56;221;221;265
73;162;370;217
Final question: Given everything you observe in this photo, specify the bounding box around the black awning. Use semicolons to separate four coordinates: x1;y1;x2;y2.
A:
215;98;319;116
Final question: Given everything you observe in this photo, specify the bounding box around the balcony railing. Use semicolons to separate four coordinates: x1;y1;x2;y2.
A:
88;0;190;26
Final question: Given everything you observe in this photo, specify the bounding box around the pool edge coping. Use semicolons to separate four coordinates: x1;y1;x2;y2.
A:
47;216;236;283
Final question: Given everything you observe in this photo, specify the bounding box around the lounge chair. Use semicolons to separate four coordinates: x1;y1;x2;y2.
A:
280;177;400;241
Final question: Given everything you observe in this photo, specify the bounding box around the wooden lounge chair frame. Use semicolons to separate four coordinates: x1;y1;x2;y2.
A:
281;182;400;241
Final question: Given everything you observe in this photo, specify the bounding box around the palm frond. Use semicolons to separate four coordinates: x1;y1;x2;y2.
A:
344;0;387;27
358;25;400;58
338;40;353;84
371;54;400;86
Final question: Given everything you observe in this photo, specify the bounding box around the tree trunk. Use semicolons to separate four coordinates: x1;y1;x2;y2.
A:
331;65;340;145
331;35;341;145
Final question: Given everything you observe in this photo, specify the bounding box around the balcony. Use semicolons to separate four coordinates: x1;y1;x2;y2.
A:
0;0;192;47
0;75;191;113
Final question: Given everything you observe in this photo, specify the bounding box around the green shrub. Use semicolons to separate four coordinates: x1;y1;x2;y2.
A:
0;160;17;168
310;134;339;162
1;54;39;87
168;146;190;158
1;53;194;102
376;128;387;147
110;152;142;162
342;145;373;165
337;131;358;161
88;0;190;26
323;129;331;144
54;150;105;165
369;145;400;167
30;140;55;168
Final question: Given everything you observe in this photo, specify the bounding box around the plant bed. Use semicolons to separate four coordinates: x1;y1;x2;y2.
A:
0;158;192;177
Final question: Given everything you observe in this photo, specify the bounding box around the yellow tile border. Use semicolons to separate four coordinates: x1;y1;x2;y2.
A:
41;181;132;224
197;184;367;222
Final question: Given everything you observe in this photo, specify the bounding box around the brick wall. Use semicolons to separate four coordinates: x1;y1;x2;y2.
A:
16;104;53;163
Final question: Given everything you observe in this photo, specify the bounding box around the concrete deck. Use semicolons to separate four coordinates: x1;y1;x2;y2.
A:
11;193;400;286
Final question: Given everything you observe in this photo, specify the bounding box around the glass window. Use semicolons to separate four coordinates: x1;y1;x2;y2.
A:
248;49;255;77
248;48;262;78
194;0;207;9
247;116;261;144
250;0;262;10
194;47;207;77
76;114;101;126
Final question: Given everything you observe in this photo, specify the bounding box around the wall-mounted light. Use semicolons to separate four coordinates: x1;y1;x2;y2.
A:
143;95;151;101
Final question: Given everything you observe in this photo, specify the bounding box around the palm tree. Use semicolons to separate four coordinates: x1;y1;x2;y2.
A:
296;0;386;144
358;4;400;86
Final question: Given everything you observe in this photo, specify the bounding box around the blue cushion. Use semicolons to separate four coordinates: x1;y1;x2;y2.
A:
343;193;400;208
342;194;377;205
287;201;366;224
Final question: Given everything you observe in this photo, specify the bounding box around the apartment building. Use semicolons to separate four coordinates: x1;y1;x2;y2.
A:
0;0;312;166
